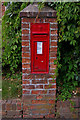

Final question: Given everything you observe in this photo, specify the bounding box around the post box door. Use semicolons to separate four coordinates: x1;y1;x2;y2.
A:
33;41;47;72
31;23;49;73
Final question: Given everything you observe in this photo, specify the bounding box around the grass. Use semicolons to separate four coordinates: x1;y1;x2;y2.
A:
2;72;22;100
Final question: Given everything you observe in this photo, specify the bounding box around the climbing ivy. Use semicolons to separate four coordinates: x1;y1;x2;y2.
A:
2;2;29;74
48;2;80;100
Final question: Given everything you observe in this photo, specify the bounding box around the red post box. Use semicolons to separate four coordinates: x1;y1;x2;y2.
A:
31;23;49;73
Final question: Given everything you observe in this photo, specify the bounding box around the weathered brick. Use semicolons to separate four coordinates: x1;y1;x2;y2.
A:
23;85;35;89
22;53;30;57
23;90;30;94
50;69;55;73
2;104;5;111
32;100;47;104
44;85;56;89
32;109;48;115
49;100;55;104
36;85;43;89
45;18;57;22
50;52;57;57
21;24;29;28
22;18;35;22
51;42;57;46
50;58;57;63
50;64;57;69
36;18;44;23
22;36;29;40
23;80;30;84
22;64;30;69
50;47;57;52
51;30;57;34
49;80;56;84
31;90;47;94
22;30;29;34
51;36;58;40
36;95;43;100
23;95;36;102
17;102;21;110
22;69;30;73
22;47;29;52
32;80;47;84
22;58;30;63
12;104;16;110
45;114;55;118
6;103;12;111
49;90;56;94
22;41;29;46
50;24;58;29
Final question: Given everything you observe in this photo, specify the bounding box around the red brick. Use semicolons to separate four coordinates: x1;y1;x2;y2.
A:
21;24;29;28
22;47;29;52
50;69;55;73
51;36;58;40
50;47;57;52
17;102;21;110
23;80;30;84
22;58;30;64
2;104;5;110
49;100;55;104
6;103;12;110
51;42;57;46
36;18;44;23
23;105;29;110
32;100;47;104
36;85;43;89
22;41;29;46
45;18;57;22
36;95;43;100
45;85;56;89
51;30;57;34
23;75;34;80
23;85;35;89
51;24;58;29
22;36;29;40
22;30;29;34
31;90;47;94
22;18;35;22
32;115;43;118
32;109;48;115
12;104;16;110
32;80;47;84
35;74;46;79
50;58;57;63
23;90;30;94
22;53;30;57
49;90;56;94
50;52;57;57
22;64;30;68
45;114;55;118
22;69;30;73
50;64;57;69
49;80;56;84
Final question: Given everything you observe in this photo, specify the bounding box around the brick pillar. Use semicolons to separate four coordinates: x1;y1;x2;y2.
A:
20;3;58;118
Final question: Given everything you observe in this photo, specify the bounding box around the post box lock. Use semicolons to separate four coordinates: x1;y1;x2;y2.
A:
31;23;49;73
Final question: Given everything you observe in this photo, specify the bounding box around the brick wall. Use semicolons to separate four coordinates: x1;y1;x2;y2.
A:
21;17;58;118
2;99;22;118
1;96;80;119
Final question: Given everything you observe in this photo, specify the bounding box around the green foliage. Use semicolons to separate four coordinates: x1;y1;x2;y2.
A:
2;2;28;75
48;2;80;101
